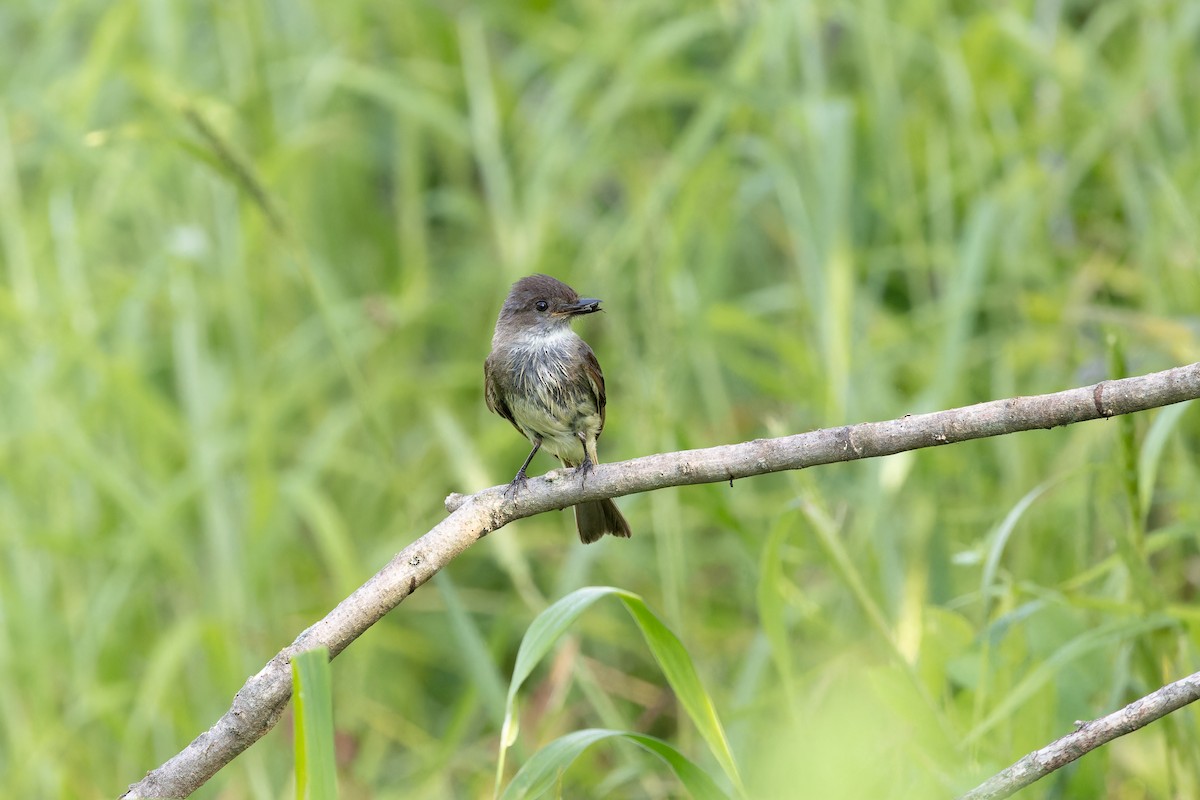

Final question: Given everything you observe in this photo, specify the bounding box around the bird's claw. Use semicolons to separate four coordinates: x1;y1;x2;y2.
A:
504;473;529;499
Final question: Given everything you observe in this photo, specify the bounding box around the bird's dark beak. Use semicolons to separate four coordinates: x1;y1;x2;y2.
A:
563;297;602;315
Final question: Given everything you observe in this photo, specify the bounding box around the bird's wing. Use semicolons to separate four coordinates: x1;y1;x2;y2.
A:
484;354;524;435
581;344;607;433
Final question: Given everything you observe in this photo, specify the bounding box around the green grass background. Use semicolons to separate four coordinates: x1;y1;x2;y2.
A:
3;1;1200;797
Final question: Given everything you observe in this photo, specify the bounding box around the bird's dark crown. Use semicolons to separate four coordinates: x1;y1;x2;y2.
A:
495;274;601;332
502;274;579;314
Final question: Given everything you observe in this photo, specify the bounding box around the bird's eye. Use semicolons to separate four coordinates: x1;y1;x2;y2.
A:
535;300;549;312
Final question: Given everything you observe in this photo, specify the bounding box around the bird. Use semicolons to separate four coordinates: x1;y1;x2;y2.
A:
484;274;632;543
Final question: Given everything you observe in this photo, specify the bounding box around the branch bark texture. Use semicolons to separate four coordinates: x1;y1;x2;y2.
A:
958;670;1200;800
122;362;1200;798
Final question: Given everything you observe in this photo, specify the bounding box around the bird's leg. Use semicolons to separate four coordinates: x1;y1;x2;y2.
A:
506;437;542;498
574;433;594;486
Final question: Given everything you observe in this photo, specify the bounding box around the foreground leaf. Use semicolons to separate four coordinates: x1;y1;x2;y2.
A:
500;728;728;800
293;647;337;800
496;587;742;797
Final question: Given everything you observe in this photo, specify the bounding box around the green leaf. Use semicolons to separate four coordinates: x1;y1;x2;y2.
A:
496;587;620;793
293;647;338;800
500;729;728;800
618;594;744;792
501;587;617;748
496;587;742;797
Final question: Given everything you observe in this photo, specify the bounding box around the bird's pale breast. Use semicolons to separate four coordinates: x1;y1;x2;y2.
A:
495;332;603;464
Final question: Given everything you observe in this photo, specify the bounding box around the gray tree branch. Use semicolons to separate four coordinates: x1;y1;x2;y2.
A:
958;670;1200;800
122;361;1200;798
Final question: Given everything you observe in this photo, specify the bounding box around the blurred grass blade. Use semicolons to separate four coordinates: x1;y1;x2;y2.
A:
1106;333;1159;608
757;515;797;707
798;497;895;651
293;647;337;800
980;479;1058;616
437;572;508;720
1107;334;1140;525
921;199;998;411
500;728;728;800
1137;403;1190;524
964;613;1176;743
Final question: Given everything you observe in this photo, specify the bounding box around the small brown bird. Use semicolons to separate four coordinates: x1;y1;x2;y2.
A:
484;274;632;543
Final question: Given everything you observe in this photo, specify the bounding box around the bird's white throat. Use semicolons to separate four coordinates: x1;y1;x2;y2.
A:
498;324;580;353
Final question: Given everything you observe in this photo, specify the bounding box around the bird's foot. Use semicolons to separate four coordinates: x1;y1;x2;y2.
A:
574;456;594;486
504;471;529;499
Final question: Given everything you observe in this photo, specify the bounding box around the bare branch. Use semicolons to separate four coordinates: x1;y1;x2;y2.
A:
958;670;1200;800
122;362;1200;798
